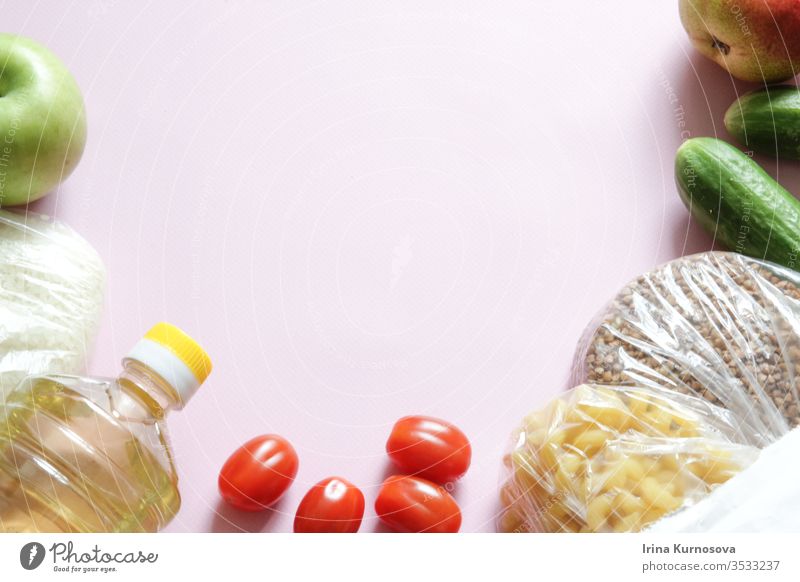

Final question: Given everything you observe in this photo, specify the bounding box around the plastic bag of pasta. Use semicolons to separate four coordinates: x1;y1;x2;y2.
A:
648;427;800;532
0;210;105;397
498;384;759;533
571;252;800;448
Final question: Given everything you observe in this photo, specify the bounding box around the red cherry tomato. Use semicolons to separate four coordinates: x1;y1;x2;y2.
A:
386;415;471;484
218;434;298;511
375;475;461;533
293;476;365;533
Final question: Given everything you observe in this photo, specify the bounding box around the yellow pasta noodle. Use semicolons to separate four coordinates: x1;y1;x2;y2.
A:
499;384;759;532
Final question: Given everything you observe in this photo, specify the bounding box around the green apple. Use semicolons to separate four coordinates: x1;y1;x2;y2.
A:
0;33;86;206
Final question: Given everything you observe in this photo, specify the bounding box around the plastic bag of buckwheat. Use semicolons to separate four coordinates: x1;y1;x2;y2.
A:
571;251;800;448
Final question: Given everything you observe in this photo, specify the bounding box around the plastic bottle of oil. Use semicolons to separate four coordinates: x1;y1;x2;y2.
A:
0;323;212;533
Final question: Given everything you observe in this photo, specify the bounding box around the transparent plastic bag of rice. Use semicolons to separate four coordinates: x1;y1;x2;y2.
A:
0;210;104;398
571;252;800;448
498;384;759;533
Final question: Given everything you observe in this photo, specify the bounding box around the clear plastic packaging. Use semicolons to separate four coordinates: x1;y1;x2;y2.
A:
571;252;800;447
0;210;105;398
648;427;800;532
498;384;759;533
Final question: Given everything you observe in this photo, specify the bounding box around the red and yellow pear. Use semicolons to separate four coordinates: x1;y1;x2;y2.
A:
679;0;800;82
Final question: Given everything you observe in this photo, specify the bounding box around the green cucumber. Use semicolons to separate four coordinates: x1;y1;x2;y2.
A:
675;137;800;270
725;85;800;159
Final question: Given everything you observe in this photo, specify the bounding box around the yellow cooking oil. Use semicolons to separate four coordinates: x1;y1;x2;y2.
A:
0;323;211;533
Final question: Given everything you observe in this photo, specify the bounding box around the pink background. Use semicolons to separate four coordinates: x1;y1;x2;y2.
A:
6;1;798;532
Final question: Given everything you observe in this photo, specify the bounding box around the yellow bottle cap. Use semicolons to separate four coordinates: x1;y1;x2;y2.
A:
143;322;212;384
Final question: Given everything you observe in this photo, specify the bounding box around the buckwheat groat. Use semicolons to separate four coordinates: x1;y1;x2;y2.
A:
572;252;800;446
